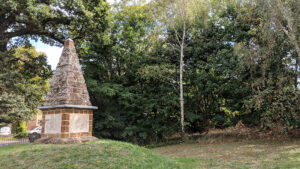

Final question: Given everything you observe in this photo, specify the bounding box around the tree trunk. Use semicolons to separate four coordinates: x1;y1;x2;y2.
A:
180;43;185;142
295;59;298;87
295;46;300;88
179;0;187;142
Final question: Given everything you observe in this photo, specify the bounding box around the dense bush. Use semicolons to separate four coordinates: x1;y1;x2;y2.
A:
1;0;299;145
77;1;300;144
12;121;28;138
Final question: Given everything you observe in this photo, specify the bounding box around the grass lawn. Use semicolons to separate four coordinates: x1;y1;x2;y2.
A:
153;139;300;169
0;140;182;169
1;139;300;169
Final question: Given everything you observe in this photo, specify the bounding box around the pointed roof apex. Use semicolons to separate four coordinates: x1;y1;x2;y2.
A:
41;39;94;107
64;38;74;48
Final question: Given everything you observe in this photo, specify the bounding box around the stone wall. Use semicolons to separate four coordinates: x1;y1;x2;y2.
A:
38;39;97;141
43;39;91;106
41;108;93;138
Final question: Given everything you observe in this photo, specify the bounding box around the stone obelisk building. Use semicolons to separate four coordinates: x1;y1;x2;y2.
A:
38;39;97;143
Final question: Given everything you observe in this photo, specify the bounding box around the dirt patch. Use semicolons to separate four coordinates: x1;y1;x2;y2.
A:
193;122;300;144
35;136;98;144
153;139;300;168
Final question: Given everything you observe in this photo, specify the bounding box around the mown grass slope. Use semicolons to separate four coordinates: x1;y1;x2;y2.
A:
2;139;300;169
0;140;182;169
153;139;300;169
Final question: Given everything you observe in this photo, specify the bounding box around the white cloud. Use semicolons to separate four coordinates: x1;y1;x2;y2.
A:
30;39;63;70
107;0;117;4
107;0;151;5
36;45;62;70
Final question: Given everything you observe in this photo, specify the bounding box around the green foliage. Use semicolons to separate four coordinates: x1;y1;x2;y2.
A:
2;0;300;144
12;121;28;138
0;0;108;51
173;4;252;132
0;93;31;127
77;0;300;144
79;1;179;144
0;46;52;126
234;0;300;131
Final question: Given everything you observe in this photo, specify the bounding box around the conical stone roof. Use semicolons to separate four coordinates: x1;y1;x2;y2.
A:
43;39;92;107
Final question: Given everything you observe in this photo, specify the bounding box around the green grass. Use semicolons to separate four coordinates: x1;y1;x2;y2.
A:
1;139;300;169
153;140;300;169
0;140;182;169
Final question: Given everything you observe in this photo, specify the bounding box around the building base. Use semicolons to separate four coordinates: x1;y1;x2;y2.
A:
39;107;96;138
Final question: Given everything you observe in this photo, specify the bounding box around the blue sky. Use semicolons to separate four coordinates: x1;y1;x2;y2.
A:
30;40;63;70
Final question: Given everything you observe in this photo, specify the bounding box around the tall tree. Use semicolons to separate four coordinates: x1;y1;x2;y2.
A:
246;0;300;87
165;0;189;142
154;0;207;141
273;0;300;87
0;0;109;127
183;2;252;132
233;0;300;130
80;0;179;144
0;46;52;126
0;0;108;51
